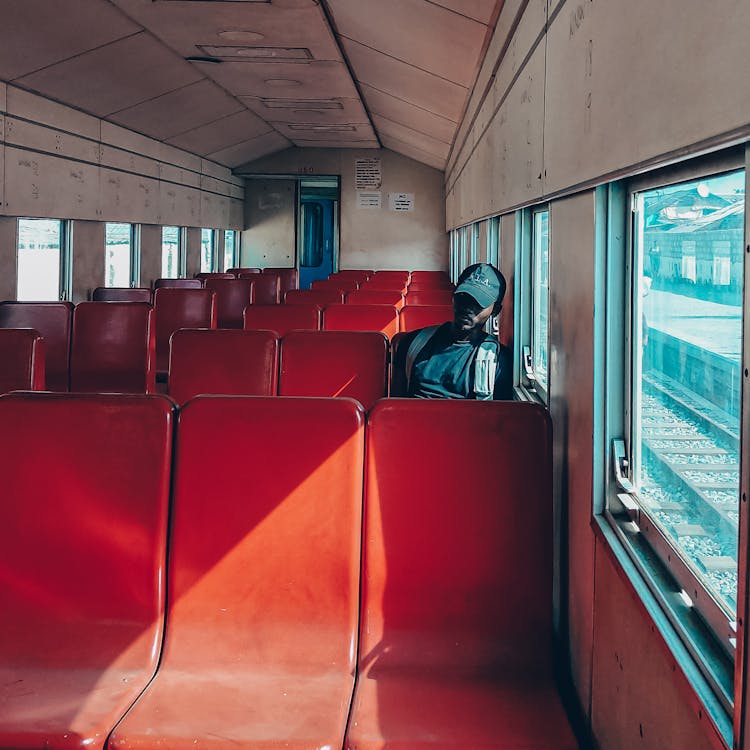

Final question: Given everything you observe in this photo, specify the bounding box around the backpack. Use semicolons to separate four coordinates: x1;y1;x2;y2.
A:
404;324;498;400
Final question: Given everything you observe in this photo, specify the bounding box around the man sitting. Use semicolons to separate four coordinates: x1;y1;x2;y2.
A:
393;263;513;399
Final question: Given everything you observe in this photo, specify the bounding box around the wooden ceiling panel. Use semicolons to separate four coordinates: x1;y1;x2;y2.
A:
272;120;377;145
0;0;141;81
429;0;499;25
110;80;244;140
111;0;341;62
379;135;446;170
242;96;369;125
343;38;466;123
207;131;291;167
372;115;450;160
15;32;204;118
359;83;456;145
166;109;272;156
327;0;487;87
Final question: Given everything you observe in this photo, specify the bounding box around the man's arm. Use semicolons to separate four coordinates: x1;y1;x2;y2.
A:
390;329;419;397
493;344;514;400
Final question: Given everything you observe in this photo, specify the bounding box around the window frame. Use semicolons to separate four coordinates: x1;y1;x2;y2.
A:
200;228;217;273
517;205;550;403
487;216;500;267
223;229;239;272
16;217;71;302
602;150;749;729
104;222;139;288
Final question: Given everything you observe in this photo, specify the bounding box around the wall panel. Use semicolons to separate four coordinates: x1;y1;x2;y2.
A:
242;178;296;268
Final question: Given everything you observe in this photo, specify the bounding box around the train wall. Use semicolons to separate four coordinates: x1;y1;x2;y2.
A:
0;82;244;298
446;0;750;748
239;148;448;271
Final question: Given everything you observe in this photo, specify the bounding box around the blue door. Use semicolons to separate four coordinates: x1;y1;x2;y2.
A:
299;197;335;290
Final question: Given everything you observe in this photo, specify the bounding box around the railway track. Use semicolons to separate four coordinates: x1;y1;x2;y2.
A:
639;371;740;611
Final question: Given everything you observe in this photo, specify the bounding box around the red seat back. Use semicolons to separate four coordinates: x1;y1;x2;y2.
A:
244;303;321;337
227;267;261;276
409;270;452;286
407;280;455;291
285;289;345;306
168;329;278;405
265;267;298;297
404;290;454;306
346;289;404;308
330;269;372;285
249;272;281;304
204;278;254;328
399;304;455;332
196;272;234;282
360;279;407;294
362;400;553;671
0;301;73;391
279;331;388;411
370;270;410;285
154;278;203;290
92;287;152;303
108;396;363;747
323;304;399;339
313;278;358;293
0;329;45;393
0;392;173;747
70;302;156;393
153;288;216;374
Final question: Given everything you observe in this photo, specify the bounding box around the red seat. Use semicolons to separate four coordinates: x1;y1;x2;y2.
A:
153;288;216;376
228;267;261;276
360;279;407;294
70;302;156;393
312;278;358;293
279;331;388;411
323;304;399;339
0;301;73;391
346;289;404;309
264;267;298;297
370;270;409;285
409;270;452;286
404;289;454;306
248;272;281;304
407;280;455;291
196;272;234;282
0;392;173;750
154;278;202;290
346;400;577;750
285;289;345;306
399;304;455;332
244;303;321;337
168;329;278;405
109;396;364;750
330;269;372;285
204;278;254;328
92;287;152;303
0;329;45;393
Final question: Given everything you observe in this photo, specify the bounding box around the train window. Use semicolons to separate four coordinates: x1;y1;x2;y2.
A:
201;229;216;273
16;218;69;301
450;229;459;282
161;226;183;278
105;222;139;288
470;223;480;264
529;209;550;399
612;167;745;666
487;217;500;266
223;230;238;271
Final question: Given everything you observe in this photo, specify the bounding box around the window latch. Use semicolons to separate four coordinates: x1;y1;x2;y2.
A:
613;439;635;494
522;345;535;381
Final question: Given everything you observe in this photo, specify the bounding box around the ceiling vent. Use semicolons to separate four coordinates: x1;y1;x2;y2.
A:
199;45;312;62
156;1;270;4
261;99;343;110
288;124;357;132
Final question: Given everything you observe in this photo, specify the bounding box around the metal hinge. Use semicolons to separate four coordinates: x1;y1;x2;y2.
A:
522;345;535;381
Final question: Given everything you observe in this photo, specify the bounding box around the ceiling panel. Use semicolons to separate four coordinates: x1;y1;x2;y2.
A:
0;0;141;81
110;79;244;140
429;0;499;25
327;0;487;87
359;83;456;145
343;38;466;122
372;115;450;160
207;131;291;167
272;120;376;143
111;0;341;61
292;139;380;149
166;109;272;156
15;32;204;117
379;135;445;170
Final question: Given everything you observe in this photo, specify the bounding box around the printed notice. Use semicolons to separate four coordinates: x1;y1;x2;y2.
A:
355;158;382;190
357;191;381;209
388;192;415;212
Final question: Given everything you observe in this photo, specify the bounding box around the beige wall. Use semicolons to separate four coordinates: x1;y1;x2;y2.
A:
242;178;296;268
239;147;448;271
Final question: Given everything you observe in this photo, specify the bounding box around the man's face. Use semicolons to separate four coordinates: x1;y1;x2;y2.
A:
453;292;495;334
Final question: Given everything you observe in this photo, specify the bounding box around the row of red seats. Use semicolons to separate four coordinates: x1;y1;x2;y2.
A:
0;392;575;750
0;299;455;395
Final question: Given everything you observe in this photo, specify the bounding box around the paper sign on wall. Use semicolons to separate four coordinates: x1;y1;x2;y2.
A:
388;192;414;212
357;191;381;209
355;158;381;190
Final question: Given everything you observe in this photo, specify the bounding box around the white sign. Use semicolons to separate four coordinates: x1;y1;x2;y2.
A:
388;192;415;212
355;158;382;190
357;191;381;209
